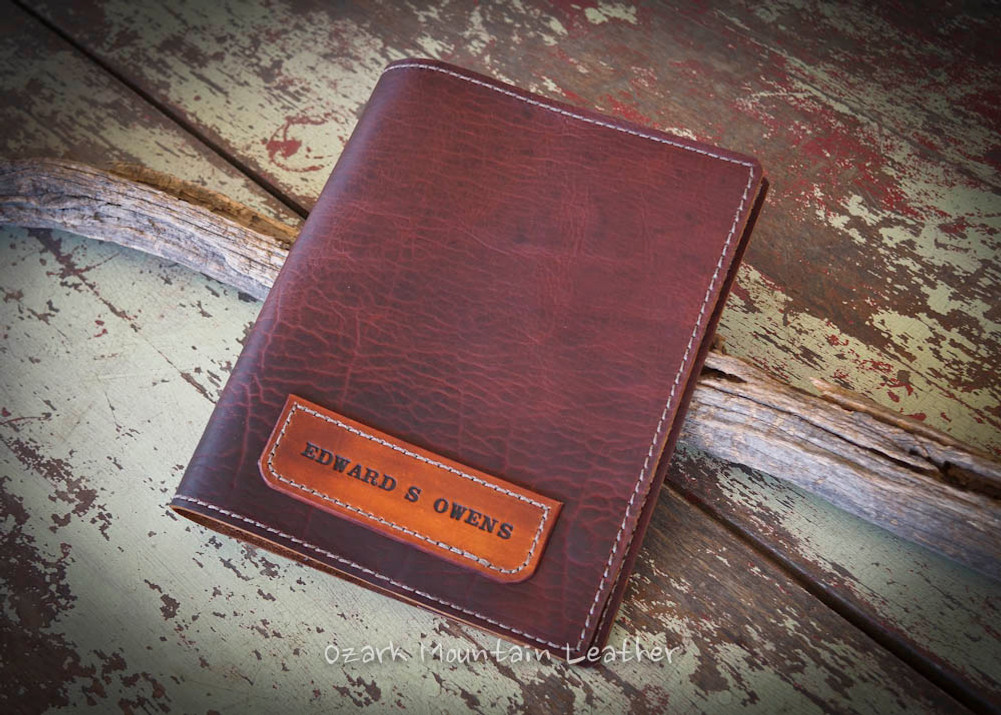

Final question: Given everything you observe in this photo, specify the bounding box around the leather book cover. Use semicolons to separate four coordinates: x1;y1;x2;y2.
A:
171;58;766;661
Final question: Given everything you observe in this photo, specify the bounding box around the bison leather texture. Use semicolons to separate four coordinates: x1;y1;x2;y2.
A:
171;58;766;661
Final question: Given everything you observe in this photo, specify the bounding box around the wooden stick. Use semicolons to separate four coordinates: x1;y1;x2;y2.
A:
2;158;998;581
0;158;297;300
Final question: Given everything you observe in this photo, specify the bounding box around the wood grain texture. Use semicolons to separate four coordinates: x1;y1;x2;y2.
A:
22;0;1001;459
687;352;1001;581
0;231;970;711
667;447;1001;712
0;6;297;226
2;0;1000;712
4;157;999;585
0;159;294;300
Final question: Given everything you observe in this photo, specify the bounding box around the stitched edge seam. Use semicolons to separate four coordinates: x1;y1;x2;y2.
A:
181;62;757;655
382;61;757;651
576;170;752;644
173;495;563;650
265;401;550;575
383;63;757;168
574;173;754;647
594;557;630;638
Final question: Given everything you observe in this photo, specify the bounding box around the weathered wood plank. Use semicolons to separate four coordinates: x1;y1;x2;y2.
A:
3;158;999;714
4;157;999;585
23;0;1001;458
0;0;300;472
679;0;1001;187
0;7;298;226
0;232;969;710
0;6;274;710
667;447;1001;712
2;1;999;711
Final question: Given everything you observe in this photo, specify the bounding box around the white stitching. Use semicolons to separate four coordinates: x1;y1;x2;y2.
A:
265;401;550;575
179;62;756;656
573;175;754;647
594;560;629;637
383;63;756;169
382;61;756;651
173;494;564;650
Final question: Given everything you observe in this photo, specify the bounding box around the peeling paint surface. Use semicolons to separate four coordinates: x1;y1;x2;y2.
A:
0;11;293;224
669;447;1001;706
22;0;999;457
2;0;1000;711
0;235;974;710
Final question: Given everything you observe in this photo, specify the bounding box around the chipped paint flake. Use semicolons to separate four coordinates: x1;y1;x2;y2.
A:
584;2;639;25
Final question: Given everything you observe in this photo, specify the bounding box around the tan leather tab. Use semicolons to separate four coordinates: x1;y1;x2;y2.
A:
259;395;562;583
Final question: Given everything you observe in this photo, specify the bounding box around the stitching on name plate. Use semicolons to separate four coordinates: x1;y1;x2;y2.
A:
266;402;551;575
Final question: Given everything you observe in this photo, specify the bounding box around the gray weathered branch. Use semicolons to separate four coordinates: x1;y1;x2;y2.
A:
2;158;998;581
0;158;298;300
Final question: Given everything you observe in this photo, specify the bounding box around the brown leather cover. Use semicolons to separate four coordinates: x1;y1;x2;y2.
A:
171;58;766;661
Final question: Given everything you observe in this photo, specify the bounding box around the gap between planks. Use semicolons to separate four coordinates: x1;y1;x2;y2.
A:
2;157;1000;712
1;157;997;575
10;0;310;221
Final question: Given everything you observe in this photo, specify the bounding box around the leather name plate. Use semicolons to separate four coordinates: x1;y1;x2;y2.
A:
259;395;562;583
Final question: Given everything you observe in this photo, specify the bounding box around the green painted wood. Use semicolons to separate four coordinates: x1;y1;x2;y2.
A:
0;7;297;225
2;0;999;711
0;231;968;710
23;0;1001;456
